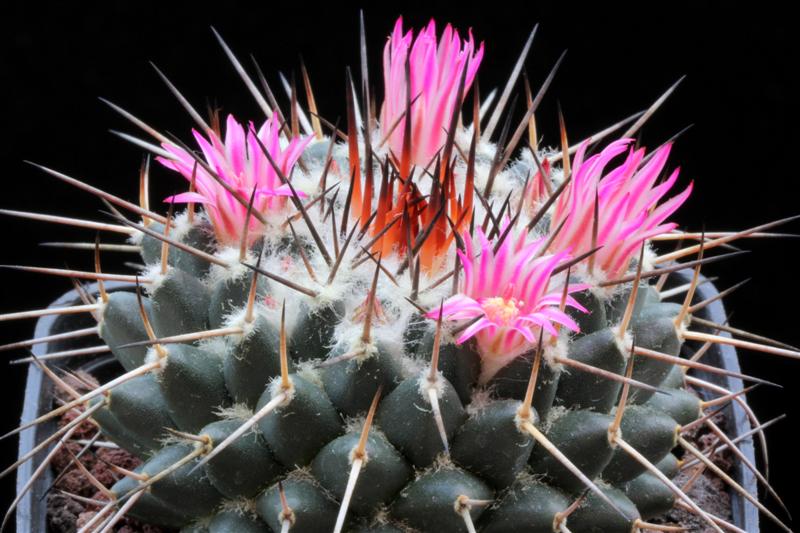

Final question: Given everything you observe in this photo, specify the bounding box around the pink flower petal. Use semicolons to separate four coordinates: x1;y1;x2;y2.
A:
157;115;312;247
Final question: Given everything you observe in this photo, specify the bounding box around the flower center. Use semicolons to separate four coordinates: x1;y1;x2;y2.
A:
481;297;523;326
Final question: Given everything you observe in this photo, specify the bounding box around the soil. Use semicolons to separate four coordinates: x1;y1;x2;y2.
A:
43;373;736;533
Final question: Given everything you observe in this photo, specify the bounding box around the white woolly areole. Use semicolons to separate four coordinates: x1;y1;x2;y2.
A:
587;279;621;303
614;330;633;361
543;335;570;370
223;305;269;343
206;247;254;287
296;361;324;388
215;403;254;421
417;369;445;401
353;338;380;363
315;282;346;307
95;299;108;328
157;432;200;448
218;498;258;519
170;209;203;243
513;404;539;430
475;138;499;161
267;375;296;406
144;346;164;370
128;229;144;246
141;263;169;294
642;245;658;274
675;318;689;339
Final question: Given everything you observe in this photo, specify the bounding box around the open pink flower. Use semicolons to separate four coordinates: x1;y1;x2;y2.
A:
158;115;312;247
380;17;484;168
428;224;586;381
549;138;693;279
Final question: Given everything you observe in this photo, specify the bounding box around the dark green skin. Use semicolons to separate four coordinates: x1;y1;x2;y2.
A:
112;474;193;528
311;432;412;515
622;471;676;519
376;373;466;468
529;409;615;494
451;400;533;489
257;374;343;467
605;283;654;325
208;510;270;533
628;314;682;404
99;291;155;371
636;301;683;322
603;405;679;484
660;364;686;389
140;221;167;265
225;315;286;408
139;220;215;278
90;396;156;458
569;285;608;336
159;344;230;433
416;331;480;405
150;268;210;339
257;477;339;533
201;419;283;499
138;443;224;518
322;342;404;417
565;485;639;533
172;222;216;278
644;387;702;426
269;232;314;258
556;328;625;413
655;453;680;479
489;350;561;419
642;284;663;306
290;300;345;362
104;373;177;452
480;480;570;533
391;467;493;533
208;273;269;330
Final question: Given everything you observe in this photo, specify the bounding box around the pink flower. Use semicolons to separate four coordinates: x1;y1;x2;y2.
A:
158;115;312;247
428;224;586;381
549;138;693;279
380;17;484;168
525;158;552;208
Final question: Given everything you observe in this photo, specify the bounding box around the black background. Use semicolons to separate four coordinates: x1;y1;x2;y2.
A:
2;1;798;530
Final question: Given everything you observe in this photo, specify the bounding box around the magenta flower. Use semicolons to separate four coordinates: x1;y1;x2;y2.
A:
428;224;586;381
549;138;693;279
158;115;312;247
380;17;484;168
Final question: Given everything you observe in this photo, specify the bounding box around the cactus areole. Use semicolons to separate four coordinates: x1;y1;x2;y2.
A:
5;13;797;533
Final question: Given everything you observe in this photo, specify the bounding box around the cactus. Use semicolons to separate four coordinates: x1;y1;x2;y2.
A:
2;13;797;533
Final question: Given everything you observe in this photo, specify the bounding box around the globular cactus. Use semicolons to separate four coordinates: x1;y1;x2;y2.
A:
3;14;797;533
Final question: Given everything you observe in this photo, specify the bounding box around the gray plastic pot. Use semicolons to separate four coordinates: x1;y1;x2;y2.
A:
15;276;760;531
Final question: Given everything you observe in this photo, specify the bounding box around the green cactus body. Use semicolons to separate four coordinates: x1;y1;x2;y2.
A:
79;268;715;531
